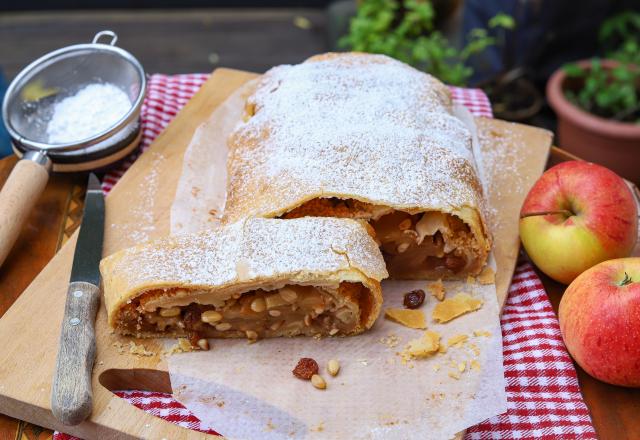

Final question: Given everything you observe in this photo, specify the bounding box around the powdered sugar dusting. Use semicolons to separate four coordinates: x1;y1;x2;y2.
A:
110;151;164;244
101;217;388;301
225;53;484;220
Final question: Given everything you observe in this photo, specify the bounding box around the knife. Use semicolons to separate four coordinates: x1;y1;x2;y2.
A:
51;173;104;426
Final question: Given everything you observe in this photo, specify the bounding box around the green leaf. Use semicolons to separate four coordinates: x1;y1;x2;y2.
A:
489;12;516;30
563;63;585;77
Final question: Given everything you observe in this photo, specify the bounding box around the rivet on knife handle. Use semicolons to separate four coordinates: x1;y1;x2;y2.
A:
51;281;101;425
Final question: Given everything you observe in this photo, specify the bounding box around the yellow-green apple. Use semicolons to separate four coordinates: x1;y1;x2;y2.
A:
520;161;637;284
559;258;640;387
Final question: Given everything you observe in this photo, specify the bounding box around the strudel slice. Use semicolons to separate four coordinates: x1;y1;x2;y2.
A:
224;52;491;279
100;218;387;344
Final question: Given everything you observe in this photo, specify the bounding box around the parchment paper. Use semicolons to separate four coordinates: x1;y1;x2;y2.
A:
167;82;507;439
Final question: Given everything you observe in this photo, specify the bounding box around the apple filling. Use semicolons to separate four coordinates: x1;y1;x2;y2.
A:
115;282;372;344
282;198;481;279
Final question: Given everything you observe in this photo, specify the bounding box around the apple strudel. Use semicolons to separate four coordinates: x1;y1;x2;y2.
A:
224;52;491;279
100;217;387;344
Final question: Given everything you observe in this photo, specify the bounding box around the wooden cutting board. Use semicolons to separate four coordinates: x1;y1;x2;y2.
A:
0;68;552;439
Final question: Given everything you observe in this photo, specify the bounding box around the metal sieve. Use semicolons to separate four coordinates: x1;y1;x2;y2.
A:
0;30;146;267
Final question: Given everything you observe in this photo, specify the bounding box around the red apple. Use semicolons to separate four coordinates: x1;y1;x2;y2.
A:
559;258;640;387
520;161;637;284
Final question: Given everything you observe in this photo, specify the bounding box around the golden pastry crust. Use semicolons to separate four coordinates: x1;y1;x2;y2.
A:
100;217;388;338
224;52;491;278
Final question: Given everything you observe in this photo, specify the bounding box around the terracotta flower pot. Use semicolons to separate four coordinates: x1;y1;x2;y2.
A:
546;59;640;184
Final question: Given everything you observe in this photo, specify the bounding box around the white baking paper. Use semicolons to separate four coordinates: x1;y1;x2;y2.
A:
167;81;507;439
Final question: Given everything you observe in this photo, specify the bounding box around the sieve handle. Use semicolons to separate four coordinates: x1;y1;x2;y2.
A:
0;151;51;268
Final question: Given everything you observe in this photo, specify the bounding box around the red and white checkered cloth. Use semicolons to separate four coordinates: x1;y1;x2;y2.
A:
54;74;595;439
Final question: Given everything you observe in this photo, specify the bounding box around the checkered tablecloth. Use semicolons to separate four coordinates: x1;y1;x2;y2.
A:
54;74;596;439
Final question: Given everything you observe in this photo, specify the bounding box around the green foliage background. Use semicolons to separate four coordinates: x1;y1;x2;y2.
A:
339;0;514;86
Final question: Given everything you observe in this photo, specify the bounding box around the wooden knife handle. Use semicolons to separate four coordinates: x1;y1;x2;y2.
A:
0;154;50;268
51;281;101;426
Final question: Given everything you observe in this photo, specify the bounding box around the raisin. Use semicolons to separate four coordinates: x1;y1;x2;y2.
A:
403;289;426;309
292;357;319;380
182;304;202;331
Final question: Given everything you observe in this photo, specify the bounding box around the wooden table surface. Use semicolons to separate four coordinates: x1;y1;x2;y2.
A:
1;152;640;439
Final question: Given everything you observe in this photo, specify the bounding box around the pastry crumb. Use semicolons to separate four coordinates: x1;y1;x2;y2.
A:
470;360;481;371
447;334;469;348
432;293;483;323
113;341;155;357
466;275;476;285
164;338;196;355
385;308;427;329
401;330;441;361
473;329;492;338
448;371;461;380
379;333;401;348
478;266;496;285
458;361;466;373
427;279;445;301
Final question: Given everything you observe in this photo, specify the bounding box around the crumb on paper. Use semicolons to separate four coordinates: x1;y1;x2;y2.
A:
379;334;401;348
447;334;469;348
438;344;447;354
191;186;201;197
432;363;441;372
448;371;461;380
469;343;481;357
471;360;481;371
208;208;218;216
164;338;196;355
265;420;275;431
458;362;466;373
311;421;325;432
402;330;441;360
384;308;427;329
466;275;476;285
478;266;496;285
432;293;483;323
427;279;445;301
473;329;492;338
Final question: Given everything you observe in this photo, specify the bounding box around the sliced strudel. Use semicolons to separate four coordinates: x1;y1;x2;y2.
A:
224;52;491;279
100;217;387;344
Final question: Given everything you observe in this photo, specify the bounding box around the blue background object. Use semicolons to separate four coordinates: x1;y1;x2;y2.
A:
0;69;11;158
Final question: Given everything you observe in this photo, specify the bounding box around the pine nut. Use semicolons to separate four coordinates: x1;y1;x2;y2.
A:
265;293;287;309
279;287;298;303
197;339;210;351
311;374;326;390
250;297;266;313
270;320;284;331
245;330;258;340
215;323;232;331
159;307;181;318
329;328;339;336
201;310;223;324
327;359;340;376
269;310;282;317
304;314;312;327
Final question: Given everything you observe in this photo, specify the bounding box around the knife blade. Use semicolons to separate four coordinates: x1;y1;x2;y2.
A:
51;173;104;426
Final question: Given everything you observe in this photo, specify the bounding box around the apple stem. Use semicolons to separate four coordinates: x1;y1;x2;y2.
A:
619;272;633;287
520;210;574;219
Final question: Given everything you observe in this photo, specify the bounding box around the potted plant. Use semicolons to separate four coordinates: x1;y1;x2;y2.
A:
546;12;640;183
